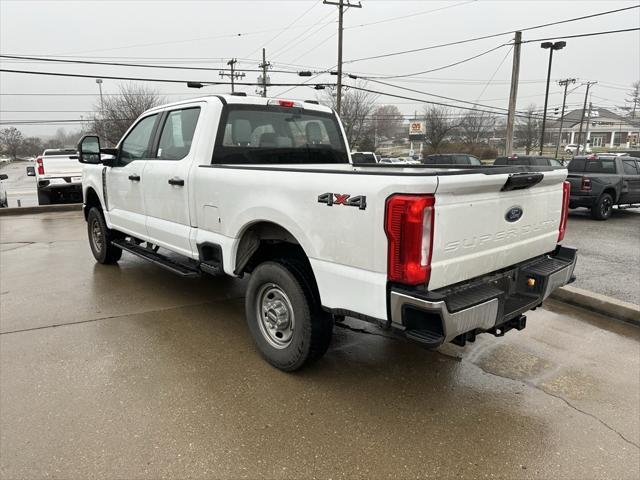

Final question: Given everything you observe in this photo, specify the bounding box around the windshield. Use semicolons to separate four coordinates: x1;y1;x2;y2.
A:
213;105;348;164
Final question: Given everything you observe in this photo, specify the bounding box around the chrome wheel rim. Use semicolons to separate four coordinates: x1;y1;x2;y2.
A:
601;197;612;217
91;218;103;253
256;283;295;349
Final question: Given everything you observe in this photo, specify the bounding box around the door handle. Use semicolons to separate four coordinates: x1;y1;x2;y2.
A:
168;177;184;186
128;175;141;181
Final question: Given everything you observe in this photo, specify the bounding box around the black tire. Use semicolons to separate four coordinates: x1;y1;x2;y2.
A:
245;259;333;371
37;188;51;205
87;207;123;264
591;193;614;220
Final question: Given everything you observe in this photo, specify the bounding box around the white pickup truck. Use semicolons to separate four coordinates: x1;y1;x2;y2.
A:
26;148;83;204
78;94;577;371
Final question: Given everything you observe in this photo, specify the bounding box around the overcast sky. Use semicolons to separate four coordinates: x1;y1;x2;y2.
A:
1;0;639;137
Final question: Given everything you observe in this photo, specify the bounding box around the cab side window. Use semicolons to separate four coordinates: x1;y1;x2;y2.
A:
623;160;638;175
119;114;159;165
156;108;201;160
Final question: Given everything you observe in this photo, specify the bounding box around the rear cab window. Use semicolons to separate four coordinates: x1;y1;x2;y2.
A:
568;158;586;172
213;104;348;164
585;159;617;173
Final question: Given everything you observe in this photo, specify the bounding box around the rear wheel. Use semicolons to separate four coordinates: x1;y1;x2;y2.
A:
591;193;614;220
245;259;333;371
87;207;122;264
37;188;51;205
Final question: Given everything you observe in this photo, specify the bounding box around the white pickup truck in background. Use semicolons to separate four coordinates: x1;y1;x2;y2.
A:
78;94;577;371
26;148;83;205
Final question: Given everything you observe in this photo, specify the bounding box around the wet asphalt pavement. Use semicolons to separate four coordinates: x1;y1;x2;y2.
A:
0;211;639;479
565;208;640;305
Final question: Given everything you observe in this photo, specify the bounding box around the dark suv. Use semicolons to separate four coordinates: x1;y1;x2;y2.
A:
567;154;640;220
423;154;481;166
493;155;564;167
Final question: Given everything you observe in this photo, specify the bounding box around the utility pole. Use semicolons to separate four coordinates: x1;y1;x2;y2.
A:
555;77;576;158
576;81;596;153
219;58;245;93
584;101;593;150
324;0;362;116
505;31;521;156
258;48;271;97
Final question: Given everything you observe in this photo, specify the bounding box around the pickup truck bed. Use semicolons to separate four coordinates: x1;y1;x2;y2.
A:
78;95;577;371
32;149;83;205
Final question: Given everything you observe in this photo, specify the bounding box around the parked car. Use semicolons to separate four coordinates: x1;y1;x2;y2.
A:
351;151;379;164
494;155;564;167
0;173;8;207
77;94;577;371
564;144;591;155
567;154;640;220
26;148;83;205
423;154;481;166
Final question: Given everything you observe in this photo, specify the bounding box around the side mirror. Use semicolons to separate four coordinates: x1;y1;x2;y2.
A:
77;135;102;164
0;174;8;181
26;166;35;177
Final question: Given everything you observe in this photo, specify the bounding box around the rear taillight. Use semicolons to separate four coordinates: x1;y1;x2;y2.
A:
558;181;570;242
385;194;435;286
36;156;44;175
580;176;591;192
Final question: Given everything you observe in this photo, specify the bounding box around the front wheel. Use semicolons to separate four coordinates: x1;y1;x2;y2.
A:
245;260;333;371
591;193;614;220
87;207;123;263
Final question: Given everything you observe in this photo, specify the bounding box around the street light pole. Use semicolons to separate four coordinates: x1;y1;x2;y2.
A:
95;78;106;142
539;41;566;155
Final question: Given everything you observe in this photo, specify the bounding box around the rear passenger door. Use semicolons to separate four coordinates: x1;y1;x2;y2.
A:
143;106;202;257
620;159;640;204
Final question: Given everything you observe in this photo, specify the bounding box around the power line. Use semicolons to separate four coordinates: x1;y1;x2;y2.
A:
245;0;322;58
347;84;547;120
516;27;640;43
0;68;333;88
344;0;477;30
344;4;640;64
357;43;508;79
0;54;300;74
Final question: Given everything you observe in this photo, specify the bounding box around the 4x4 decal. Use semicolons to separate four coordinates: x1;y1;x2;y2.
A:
317;192;367;210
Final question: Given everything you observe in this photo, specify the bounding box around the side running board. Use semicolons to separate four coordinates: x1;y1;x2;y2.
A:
112;239;202;278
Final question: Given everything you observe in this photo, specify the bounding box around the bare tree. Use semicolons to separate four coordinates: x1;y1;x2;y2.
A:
46;128;83;149
423;106;459;152
460;111;497;144
321;83;377;147
20;136;44;157
371;104;404;140
0;127;24;160
515;104;541;154
627;80;640;119
92;82;164;146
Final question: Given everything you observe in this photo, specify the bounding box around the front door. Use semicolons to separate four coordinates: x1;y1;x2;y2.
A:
106;113;160;238
143;106;202;257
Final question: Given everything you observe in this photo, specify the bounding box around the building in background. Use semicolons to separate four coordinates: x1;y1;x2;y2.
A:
547;107;640;149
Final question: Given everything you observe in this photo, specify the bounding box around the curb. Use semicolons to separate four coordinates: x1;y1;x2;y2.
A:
550;285;640;326
0;204;82;216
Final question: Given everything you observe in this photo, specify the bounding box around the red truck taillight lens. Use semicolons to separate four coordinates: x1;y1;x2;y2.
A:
580;176;591;192
558;181;570;242
36;156;44;175
385;194;435;286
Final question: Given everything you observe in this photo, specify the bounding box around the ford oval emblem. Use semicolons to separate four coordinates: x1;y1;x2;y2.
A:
505;206;523;223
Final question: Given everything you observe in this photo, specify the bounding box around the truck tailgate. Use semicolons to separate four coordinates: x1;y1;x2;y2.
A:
42;155;82;177
429;169;567;290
